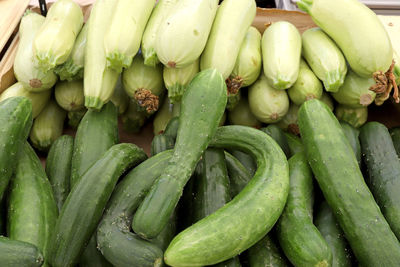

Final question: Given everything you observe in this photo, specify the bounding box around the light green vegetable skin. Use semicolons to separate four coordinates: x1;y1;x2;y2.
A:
228;95;261;128
153;98;180;135
335;105;368;128
55;80;84;112
109;76;129;115
262;21;302;90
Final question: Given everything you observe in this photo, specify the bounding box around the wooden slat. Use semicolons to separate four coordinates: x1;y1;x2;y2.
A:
0;35;19;93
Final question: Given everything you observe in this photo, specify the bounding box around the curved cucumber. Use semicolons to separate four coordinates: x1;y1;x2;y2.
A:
298;99;400;266
340;121;361;167
277;152;332;267
390;127;400;157
8;142;58;267
45;135;74;212
0;236;44;267
164;125;289;266
48;143;147;267
359;122;400;240
224;151;252;197
132;69;227;239
260;125;291;158
247;235;289;267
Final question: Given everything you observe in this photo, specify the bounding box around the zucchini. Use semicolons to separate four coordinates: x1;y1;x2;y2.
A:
132;69;227;239
277;152;332;267
224;151;252;199
200;0;256;79
319;92;334;112
55;80;84;111
153;98;180;135
315;201;353;267
8;142;58;266
151;134;175;156
164;125;289;266
110;76;129;115
0;236;44;267
164;59;199;103
104;0;156;72
54;23;88;81
301;27;347;92
121;99;147;133
97;150;173;267
340;121;361;167
248;73;289;123
122;53;164;115
389;127;400;157
260;125;291;158
34;0;83;71
331;70;376;108
228;95;261;128
262;21;301;90
359;122;400;239
284;132;303;156
288;59;323;105
45;135;74;212
164;116;180;139
48;143;147;267
70;101;118;187
155;0;219;68
84;0;119;110
30;99;67;151
67;109;86;129
335;105;368;128
0;82;51;118
298;99;400;266
247;235;289;267
276;104;300;135
0;96;32;200
14;11;57;92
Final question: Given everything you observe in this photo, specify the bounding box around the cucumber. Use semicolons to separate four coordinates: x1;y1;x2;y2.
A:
224;151;252;197
0;97;32;200
30;99;67;152
298;99;400;266
276;104;300;135
231;150;257;177
284;132;303;156
335;105;368;128
228;95;261;128
262;21;302;90
164;125;289;266
48;143;147;267
277;152;332;267
97;150;174;267
389;127;400;157
70;101;118;187
340;121;361;167
110;77;129;115
67;109;86;129
151;134;175;156
214;257;242;267
200;0;256;79
247;235;289;267
359;122;400;240
0;82;51;118
45;135;74;212
315;201;353;267
132;69;227;239
260;125;291;158
8;142;58;266
0;236;44;267
78;237;113;267
164;116;180;140
121;99;147;133
55;80;84;112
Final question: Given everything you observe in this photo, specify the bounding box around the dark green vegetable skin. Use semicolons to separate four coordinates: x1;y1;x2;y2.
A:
46;135;74;211
97;150;174;267
0;236;44;267
47;143;147;267
359;122;400;240
231;150;257;176
164;116;179;140
298;99;400;266
132;69;228;239
340;121;361;166
164;126;289;266
284;132;303;156
224;151;252;197
151;134;175;156
277;152;332;267
315;201;352;267
247;235;289;267
261;125;291;158
8;142;58;267
0;96;32;201
390;127;400;157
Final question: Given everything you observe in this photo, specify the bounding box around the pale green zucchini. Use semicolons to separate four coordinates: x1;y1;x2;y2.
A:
55;80;84;112
153;98;180;135
276;104;300;135
320;92;334;112
110;76;129;115
335;105;368;128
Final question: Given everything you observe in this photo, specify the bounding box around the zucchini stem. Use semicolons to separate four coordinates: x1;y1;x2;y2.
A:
370;59;399;105
134;88;160;114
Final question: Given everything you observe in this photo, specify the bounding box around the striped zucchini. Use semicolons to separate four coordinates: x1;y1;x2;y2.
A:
55;80;84;111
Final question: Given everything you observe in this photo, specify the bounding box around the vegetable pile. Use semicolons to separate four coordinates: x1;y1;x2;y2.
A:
0;0;400;266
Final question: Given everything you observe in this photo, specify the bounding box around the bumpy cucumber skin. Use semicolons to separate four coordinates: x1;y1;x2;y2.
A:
298;99;400;267
97;150;174;267
359;122;400;240
45;135;74;212
224;151;252;197
277;152;332;267
260;125;291;158
0;96;32;201
151;134;175;156
247;235;289;267
48;143;147;267
339;121;361;167
284;132;303;156
390;127;400;157
8;142;58;267
132;69;227;239
315;201;353;267
0;236;44;267
164;126;289;266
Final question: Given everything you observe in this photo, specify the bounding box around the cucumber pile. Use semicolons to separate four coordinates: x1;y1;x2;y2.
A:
0;0;400;266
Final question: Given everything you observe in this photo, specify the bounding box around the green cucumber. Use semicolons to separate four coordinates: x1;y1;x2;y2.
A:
8;142;58;266
48;143;147;267
335;105;368;128
390;127;400;157
164;125;289;266
224;151;252;197
359;122;400;240
214;257;242;267
0;96;32;200
78;237;113;267
151;134;175;156
132;69;227;239
231;150;257;177
315;201;353;267
298;99;400;266
45;135;74;212
164;116;180;139
276;104;300;135
247;235;289;267
284;132;303;156
0;236;44;267
340;121;361;167
121;99;147;133
260;125;291;158
277;152;332;267
320;92;334;112
97;150;174;267
67;109;86;129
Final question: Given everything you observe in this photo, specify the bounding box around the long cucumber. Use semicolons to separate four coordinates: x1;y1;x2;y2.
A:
247;235;289;267
0;237;44;267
